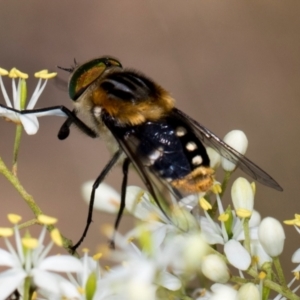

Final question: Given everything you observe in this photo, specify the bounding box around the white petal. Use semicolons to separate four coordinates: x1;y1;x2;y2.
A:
38;255;82;272
249;210;261;227
82;181;121;213
250;240;272;268
19;115;39;134
150;224;168;248
159;271;181;291
28;109;67;118
0;268;27;299
125;186;153;220
0;248;19;267
32;269;60;292
224;240;251;270
59;279;81;298
0;107;19;121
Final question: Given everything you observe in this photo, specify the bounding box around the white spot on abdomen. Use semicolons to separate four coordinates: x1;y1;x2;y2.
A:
192;155;203;166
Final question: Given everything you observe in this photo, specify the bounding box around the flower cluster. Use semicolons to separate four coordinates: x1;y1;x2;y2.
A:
1;65;299;299
0;67;65;135
80;131;300;300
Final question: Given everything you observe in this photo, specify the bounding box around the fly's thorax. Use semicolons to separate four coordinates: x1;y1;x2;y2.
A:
89;69;175;126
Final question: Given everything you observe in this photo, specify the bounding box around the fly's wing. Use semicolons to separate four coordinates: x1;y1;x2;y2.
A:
172;108;283;191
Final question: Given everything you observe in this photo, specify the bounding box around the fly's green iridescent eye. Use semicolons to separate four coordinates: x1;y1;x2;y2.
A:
69;57;122;101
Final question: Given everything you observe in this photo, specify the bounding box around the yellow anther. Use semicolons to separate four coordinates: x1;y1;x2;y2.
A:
0;67;8;76
34;70;57;79
8;68;18;78
252;255;259;265
0;227;14;237
127;236;135;243
294;271;300;280
258;271;266;280
285;214;300;226
199;198;212;211
77;287;85;295
236;208;252;218
93;252;103;260
14;69;28;79
104;265;110;271
82;248;89;253
211;183;222;194
7;214;22;224
38;214;58;225
218;213;229;222
22;237;39;249
283;219;296;225
50;228;63;247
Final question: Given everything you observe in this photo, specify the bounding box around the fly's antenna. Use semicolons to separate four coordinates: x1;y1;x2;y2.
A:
57;58;79;73
57;65;74;73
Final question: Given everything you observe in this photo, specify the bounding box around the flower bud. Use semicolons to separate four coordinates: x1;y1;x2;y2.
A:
206;147;221;169
209;284;237;299
231;177;254;214
201;254;230;283
237;283;260;300
258;217;285;257
221;130;248;172
182;234;210;272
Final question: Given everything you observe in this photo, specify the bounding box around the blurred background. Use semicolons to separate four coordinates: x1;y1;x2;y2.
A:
0;0;300;275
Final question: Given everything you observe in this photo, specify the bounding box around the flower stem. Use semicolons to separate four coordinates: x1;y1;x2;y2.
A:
243;217;251;254
0;156;42;215
23;276;31;300
12;124;23;176
273;256;287;288
220;171;232;198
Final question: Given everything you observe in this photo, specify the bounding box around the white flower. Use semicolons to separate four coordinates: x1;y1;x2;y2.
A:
0;215;82;298
199;194;244;245
101;230;182;300
0;67;65;134
258;217;285;257
201;254;230;283
221;130;248;172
